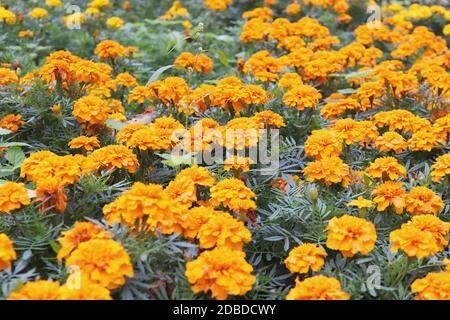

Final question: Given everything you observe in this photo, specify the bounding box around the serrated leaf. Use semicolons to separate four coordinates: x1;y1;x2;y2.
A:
5;146;25;168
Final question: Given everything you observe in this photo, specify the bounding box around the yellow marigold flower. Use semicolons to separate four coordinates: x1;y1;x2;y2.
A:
348;196;374;209
159;1;189;20
35;178;68;214
286;3;301;15
148;77;192;107
371;181;405;214
0;114;24;133
412;272;450;300
116;124;146;143
431;154;450;182
8;280;61;300
372;109;417;133
218;117;261;150
285;243;327;274
65;239;133;290
95;40;135;60
185;247;255;300
209;178;256;212
177;165;216;187
68;136;100;151
181;206;216;239
88;0;110;9
444;25;450;36
405;186;444;216
106;16;124;29
286;275;349;300
0;182;31;214
0;68;19;86
88;145;139;173
29;8;48;19
204;0;233;11
0;7;16;24
365;157;406;181
253;110;285;128
166;176;197;207
115;72;138;88
174;52;214;74
0;233;16;271
277;73;303;90
46;0;63;7
57;221;112;261
408;130;438;152
303;156;350;188
128;86;152;104
325;215;377;257
197;212;251;250
331;118;374;145
304;129;342;159
58;278;112;300
224;156;252;172
375;131;408;154
18;30;34;38
283;84;322;111
73;95;110;126
321;97;358;120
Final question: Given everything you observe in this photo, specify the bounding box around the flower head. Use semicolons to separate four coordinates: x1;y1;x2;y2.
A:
303;156;350;187
365;157;406;181
8;281;60;300
0;182;31;214
371;181;406;214
68;136;100;151
412;272;450;300
209;178;256;212
0;233;16;271
285;243;327;274
405;186;444;216
286;275;349;300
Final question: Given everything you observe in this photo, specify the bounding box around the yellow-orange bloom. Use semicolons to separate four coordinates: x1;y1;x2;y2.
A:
286;275;349;300
431;154;450;182
0;233;16;271
371;181;406;214
411;272;450;300
209;178;256;212
375;131;408;154
285;243;327;274
303;156;350;187
283;85;322;111
304;129;342;159
0;114;24;132
88;145;139;173
65;239;133;290
365;157;406;181
0;182;31;214
68;136;100;151
405;186;444;216
185;247;255;300
8;280;61;300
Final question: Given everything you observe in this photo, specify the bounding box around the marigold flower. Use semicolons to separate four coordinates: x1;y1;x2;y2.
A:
18;30;34;38
431;154;450;183
219;117;261;150
0;68;18;86
285;243;327;274
286;3;301;15
8;280;60;300
58;279;112;300
348;196;374;209
45;0;63;7
106;16;124;29
204;0;233;11
405;186;444;216
115;72;138;88
303;156;350;188
411;272;450;300
365;157;407;181
0;182;31;214
223;156;252;172
73;95;110;126
371;181;405;214
209;178;256;212
88;145;139;173
174;52;213;74
375;131;408;154
253;110;285;128
325;215;377;257
185;247;255;300
286;275;349;300
65;239;133;290
197;212;251;250
283;85;322;111
95;40;134;60
165;176;197;207
0;233;16;271
408;130;438;151
304;129;342;159
177;165;216;187
159;1;189;19
29;8;48;19
68;136;100;151
181;206;216;239
57;221;112;261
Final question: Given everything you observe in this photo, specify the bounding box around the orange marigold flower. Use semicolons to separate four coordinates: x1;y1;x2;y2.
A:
203;0;233;11
286;3;301;15
174;52;213;74
320;97;358;120
8;280;61;300
197;212;252;250
116;124;147;143
283;85;322;111
58;278;112;300
165;175;197;207
303;156;350;188
57;221;112;261
325;215;377;257
223;156;252;172
0;68;19;86
405;186;444;216
73;95;110;126
88;145;139;173
285;243;327;274
348;196;374;209
431;154;450;183
365;157;407;181
0;114;24;132
209;178;256;212
185;247;255;300
177;165;216;187
181;206;216;239
375;131;408;154
0;233;16;271
277;73;303;90
147;77;191;107
95;40;134;60
286;275;349;300
371;181;406;214
408;130;438;152
115;72;138;88
411;272;450;300
304;129;342;159
253;110;286;128
0;182;31;214
65;239;133;290
128;86;152;104
68;136;100;151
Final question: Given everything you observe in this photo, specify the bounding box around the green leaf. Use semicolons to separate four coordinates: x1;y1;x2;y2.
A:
157;153;197;168
0;128;12;135
5;146;25;168
211;49;230;67
49;240;61;254
105;119;126;131
345;69;374;80
0;142;31;148
146;65;173;85
338;88;358;95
